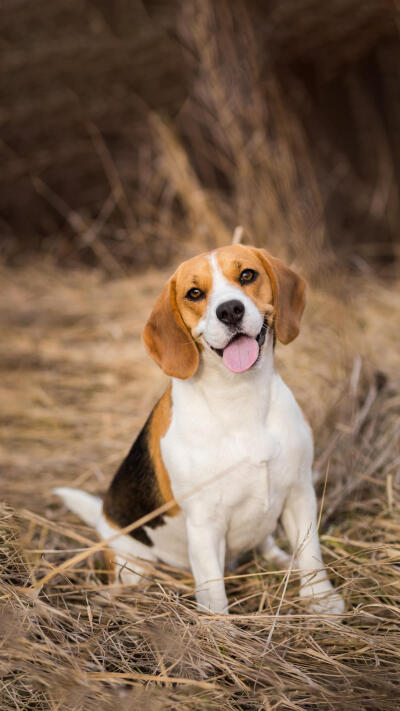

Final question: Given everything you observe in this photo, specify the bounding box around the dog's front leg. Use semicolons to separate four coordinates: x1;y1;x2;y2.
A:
281;481;344;614
186;518;228;614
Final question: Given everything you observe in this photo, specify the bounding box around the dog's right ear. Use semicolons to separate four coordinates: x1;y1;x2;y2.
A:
251;248;306;344
143;276;199;379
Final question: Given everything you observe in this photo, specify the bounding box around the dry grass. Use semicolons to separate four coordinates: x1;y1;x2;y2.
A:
0;256;399;710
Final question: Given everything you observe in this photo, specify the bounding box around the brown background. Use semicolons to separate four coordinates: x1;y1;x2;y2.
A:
2;0;400;272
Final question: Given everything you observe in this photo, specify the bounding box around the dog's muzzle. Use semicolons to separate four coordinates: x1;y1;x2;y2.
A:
209;319;268;373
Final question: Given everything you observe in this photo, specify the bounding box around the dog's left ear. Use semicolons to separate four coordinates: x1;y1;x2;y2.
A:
251;248;306;344
143;275;199;379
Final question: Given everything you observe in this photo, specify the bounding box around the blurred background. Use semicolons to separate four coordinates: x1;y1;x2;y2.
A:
1;0;400;526
1;0;400;521
1;0;400;277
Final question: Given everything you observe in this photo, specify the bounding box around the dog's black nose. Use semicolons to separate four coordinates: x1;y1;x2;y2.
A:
216;299;245;326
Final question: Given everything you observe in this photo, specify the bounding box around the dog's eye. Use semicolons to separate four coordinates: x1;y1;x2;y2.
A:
185;287;205;301
239;269;258;285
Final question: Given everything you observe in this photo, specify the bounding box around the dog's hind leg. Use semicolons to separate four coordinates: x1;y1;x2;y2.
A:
54;487;156;586
259;535;291;569
97;512;157;586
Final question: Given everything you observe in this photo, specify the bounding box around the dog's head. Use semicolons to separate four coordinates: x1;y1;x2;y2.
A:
143;245;306;379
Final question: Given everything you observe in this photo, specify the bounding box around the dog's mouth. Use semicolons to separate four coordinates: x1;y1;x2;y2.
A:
209;320;268;373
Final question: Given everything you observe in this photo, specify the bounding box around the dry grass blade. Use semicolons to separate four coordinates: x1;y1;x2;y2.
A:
149;112;231;249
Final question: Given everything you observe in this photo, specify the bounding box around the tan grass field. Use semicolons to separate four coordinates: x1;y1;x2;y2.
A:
0;255;399;710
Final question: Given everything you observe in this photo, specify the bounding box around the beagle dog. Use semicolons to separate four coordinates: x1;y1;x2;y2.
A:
55;245;344;615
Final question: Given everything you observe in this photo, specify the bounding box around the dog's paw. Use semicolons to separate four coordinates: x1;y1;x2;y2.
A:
301;585;345;616
196;597;229;616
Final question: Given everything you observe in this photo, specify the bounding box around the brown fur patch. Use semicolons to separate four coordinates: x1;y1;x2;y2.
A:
102;546;117;582
148;384;180;516
174;253;213;334
142;276;199;379
216;245;274;313
248;248;306;344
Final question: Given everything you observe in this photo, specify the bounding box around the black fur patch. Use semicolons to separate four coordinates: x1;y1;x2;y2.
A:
103;412;165;546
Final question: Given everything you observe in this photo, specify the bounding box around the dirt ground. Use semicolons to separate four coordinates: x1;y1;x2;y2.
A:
1;258;400;710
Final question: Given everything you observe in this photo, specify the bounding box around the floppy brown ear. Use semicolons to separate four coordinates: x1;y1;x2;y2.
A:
142;276;199;379
252;248;306;344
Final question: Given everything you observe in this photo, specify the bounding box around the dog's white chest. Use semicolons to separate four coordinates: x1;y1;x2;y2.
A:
161;420;285;556
223;459;271;554
160;369;288;557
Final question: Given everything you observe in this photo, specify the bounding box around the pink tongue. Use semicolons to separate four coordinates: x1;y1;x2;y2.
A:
222;335;259;373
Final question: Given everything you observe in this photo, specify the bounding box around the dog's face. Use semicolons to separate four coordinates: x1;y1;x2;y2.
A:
143;245;306;379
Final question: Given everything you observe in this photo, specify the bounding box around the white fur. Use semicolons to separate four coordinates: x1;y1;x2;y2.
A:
55;256;344;615
53;487;102;528
162;345;342;613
